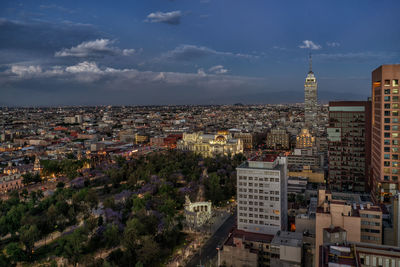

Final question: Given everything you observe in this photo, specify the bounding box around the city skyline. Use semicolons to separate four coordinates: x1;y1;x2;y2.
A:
1;0;400;106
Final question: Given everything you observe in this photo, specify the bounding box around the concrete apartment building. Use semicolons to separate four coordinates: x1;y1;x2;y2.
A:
327;101;372;192
319;242;400;267
371;65;400;202
315;189;383;266
236;154;288;235
266;129;290;150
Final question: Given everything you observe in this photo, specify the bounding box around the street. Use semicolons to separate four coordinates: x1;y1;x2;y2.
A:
186;211;236;267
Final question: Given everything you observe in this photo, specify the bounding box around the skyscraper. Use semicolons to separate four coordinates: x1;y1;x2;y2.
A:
304;54;318;126
327;101;371;192
237;154;288;235
371;65;400;202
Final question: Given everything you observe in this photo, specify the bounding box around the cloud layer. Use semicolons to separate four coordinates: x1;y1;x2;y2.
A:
164;44;258;61
55;39;135;58
146;11;181;25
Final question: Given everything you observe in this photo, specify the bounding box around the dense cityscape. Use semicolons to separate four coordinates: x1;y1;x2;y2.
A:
1;1;400;267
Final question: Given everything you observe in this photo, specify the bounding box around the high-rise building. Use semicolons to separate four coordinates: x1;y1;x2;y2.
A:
304;54;318;126
327;101;372;192
371;65;400;202
236;154;288;235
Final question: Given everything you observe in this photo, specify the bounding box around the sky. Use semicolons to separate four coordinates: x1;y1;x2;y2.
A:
0;0;400;106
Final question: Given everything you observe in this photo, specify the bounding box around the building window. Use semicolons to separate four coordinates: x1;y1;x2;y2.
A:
385;104;391;109
393;88;399;94
393;133;398;138
384;140;390;145
394;96;399;102
384;132;390;138
384;89;391;94
384;154;390;159
393;111;399;116
385;111;391;116
384;147;391;152
384;96;391;101
393;125;399;131
385;79;391;86
384;118;391;123
393;154;399;160
384;125;391;130
393;79;399;86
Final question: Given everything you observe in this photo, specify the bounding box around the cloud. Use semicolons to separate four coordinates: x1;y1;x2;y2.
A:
3;62;260;90
55;39;135;58
299;40;322;50
163;44;258;61
10;65;42;77
315;51;399;62
146;11;181;25
327;42;340;47
197;68;206;77
209;65;228;74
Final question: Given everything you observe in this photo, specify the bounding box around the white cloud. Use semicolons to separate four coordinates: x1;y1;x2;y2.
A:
327;42;340;47
65;61;102;73
10;65;42;77
164;44;258;61
209;65;228;74
197;68;206;77
146;11;181;25
55;39;135;57
299;40;322;50
122;49;136;56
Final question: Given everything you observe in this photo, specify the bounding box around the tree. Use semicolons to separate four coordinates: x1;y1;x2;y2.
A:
136;235;160;266
205;173;223;205
5;242;24;263
19;225;40;255
104;223;120;248
58;228;88;266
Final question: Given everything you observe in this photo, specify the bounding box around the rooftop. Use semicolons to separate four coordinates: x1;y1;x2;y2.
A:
271;231;303;247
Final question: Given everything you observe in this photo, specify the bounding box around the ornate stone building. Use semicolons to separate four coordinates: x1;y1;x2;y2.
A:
177;131;243;158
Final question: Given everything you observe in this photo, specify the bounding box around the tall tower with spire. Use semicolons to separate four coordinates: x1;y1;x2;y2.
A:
304;53;318;127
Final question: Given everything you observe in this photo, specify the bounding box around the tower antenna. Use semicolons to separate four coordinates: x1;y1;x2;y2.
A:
309;52;312;73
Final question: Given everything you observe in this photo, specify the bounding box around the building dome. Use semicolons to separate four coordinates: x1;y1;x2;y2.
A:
215;135;226;142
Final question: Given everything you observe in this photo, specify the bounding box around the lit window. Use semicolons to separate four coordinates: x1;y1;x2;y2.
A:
393;118;399;123
392;162;398;167
393;79;399;86
393;89;399;94
393;125;399;131
384;168;390;174
393;133;399;138
394;103;399;109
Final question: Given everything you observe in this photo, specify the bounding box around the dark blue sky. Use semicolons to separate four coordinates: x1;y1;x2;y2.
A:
0;0;399;106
